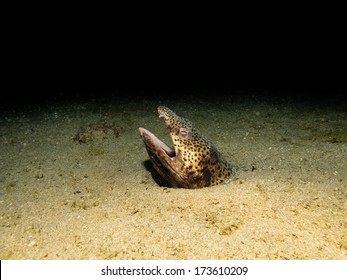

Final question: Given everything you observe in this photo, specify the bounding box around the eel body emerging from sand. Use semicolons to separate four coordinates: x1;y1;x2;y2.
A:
139;106;233;188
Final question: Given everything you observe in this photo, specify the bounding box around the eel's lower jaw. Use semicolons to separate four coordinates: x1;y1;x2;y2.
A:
139;127;176;159
139;127;190;188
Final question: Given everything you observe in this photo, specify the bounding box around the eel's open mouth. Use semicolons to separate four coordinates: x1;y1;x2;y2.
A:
139;127;176;159
139;127;184;187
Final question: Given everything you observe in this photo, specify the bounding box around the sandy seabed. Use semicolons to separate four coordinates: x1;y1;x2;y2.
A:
0;90;346;259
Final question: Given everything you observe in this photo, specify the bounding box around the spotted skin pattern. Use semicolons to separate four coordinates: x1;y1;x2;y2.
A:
141;106;233;188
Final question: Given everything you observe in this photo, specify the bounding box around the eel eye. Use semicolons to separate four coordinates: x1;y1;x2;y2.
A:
177;128;192;140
